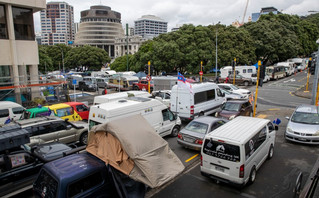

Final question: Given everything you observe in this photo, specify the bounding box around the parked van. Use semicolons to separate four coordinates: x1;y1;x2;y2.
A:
108;75;139;91
89;97;181;137
276;62;295;76
266;65;286;80
220;66;256;79
93;91;151;105
200;116;277;187
48;103;82;121
0;101;25;124
170;82;226;120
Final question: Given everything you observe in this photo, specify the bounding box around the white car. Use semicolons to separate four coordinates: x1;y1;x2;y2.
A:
218;83;251;98
251;74;270;84
151;90;171;107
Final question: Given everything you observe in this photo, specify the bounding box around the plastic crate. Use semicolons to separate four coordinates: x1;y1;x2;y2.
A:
0;125;30;152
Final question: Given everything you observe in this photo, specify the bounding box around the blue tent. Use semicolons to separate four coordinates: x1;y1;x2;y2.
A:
253;61;263;69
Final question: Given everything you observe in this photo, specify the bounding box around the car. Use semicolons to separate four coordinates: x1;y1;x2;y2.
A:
64;102;90;121
151;90;171;107
11;116;89;147
48;103;82;121
218;74;252;86
219;88;244;101
95;77;108;88
78;81;97;92
218;83;251;98
251;73;270;84
215;99;253;120
0;124;72;197
24;106;52;119
177;116;228;150
285;104;319;144
133;79;154;91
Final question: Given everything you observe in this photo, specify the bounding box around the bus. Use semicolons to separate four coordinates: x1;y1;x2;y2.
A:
266;65;286;80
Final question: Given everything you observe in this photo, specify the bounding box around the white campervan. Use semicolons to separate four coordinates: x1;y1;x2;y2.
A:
89;97;181;137
170;82;226;120
93;91;151;105
0;101;25;124
200;116;277;187
276;62;295;76
220;66;256;79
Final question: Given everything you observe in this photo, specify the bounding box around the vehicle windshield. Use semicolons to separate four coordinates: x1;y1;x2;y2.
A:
229;84;239;90
223;103;241;112
203;139;240;162
221;89;231;95
56;107;74;117
185;121;208;134
291;112;319;124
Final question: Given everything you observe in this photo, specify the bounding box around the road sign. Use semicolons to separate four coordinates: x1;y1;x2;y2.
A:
199;71;203;75
146;75;151;81
72;79;77;85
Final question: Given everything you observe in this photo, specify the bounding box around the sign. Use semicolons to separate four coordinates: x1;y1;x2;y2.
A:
146;75;151;81
199;71;203;75
72;79;77;85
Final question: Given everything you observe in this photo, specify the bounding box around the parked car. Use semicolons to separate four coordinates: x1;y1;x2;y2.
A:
78;81;97;92
218;74;252;86
215;99;253;120
251;73;270;84
177;116;228;150
95;77;108;88
133;79;154;91
151;90;171;107
48;103;82;121
24;106;52;119
0;124;72;197
64;102;90;121
218;83;251;98
0;101;25;124
285;104;319;144
219;88;244;101
11;116;88;146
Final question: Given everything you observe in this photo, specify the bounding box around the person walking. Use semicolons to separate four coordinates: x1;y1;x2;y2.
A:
225;76;229;83
215;75;219;83
102;86;107;95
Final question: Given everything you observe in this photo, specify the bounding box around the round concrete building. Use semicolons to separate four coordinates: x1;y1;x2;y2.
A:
74;5;124;58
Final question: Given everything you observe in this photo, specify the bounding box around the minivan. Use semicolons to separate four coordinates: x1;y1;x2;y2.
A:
200;116;277;187
0;101;25;124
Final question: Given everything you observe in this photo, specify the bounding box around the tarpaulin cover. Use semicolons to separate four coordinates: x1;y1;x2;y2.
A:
89;114;185;188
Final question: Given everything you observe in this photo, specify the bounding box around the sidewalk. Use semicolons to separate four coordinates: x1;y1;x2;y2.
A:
294;83;312;99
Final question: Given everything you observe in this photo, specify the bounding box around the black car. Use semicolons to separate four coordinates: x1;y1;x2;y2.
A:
78;81;97;92
0;125;72;197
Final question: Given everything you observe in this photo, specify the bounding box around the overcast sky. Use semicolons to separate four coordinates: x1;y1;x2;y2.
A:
34;0;319;32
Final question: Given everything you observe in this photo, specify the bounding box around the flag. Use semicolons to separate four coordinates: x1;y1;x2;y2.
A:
4;116;10;124
273;118;281;125
38;103;42;108
178;72;193;94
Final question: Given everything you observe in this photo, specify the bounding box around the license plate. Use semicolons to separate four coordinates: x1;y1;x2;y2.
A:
215;166;224;172
183;137;193;142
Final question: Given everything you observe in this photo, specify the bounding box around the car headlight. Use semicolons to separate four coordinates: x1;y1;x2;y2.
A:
286;127;293;133
215;112;219;117
229;115;236;120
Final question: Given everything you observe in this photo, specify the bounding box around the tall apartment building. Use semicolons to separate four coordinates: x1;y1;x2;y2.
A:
134;15;167;39
40;1;75;45
0;0;45;104
74;5;124;58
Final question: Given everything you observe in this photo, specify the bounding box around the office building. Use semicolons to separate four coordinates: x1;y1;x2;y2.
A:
74;5;124;58
134;15;167;39
114;35;147;58
40;1;75;45
0;0;45;104
251;7;280;22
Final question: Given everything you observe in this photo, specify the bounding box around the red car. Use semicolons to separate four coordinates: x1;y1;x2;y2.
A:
133;80;154;92
64;102;90;121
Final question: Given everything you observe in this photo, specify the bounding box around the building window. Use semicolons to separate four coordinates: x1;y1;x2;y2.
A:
12;7;34;40
0;5;8;39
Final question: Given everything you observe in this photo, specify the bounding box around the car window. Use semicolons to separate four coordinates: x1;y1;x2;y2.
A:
162;109;175;121
164;93;170;99
203;139;240;162
216;88;223;97
0;109;9;118
267;122;275;133
32;124;52;136
56;107;74;117
51;122;67;132
210;120;225;132
76;105;88;112
291;111;319;124
34;170;58;198
223;102;241;112
245;126;267;160
12;107;24;114
68;172;104;197
185;121;208;134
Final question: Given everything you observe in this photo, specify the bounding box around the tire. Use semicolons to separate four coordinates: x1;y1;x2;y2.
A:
171;126;180;137
80;131;88;145
199;112;204;117
248;166;257;184
244;81;249;86
133;86;138;90
268;145;274;159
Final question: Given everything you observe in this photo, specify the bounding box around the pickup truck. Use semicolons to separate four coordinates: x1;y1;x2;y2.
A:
132;79;154;92
218;74;252;86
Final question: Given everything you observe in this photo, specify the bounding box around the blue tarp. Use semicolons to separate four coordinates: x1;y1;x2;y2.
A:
253;62;263;69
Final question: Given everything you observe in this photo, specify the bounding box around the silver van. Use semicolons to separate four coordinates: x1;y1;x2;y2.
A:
200;116;277;187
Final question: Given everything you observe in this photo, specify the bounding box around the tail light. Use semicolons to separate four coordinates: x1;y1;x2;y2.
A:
200;155;203;166
239;164;245;178
195;139;203;145
190;105;194;115
177;133;183;139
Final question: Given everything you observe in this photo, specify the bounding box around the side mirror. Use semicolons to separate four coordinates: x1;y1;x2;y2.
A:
66;125;72;130
285;116;290;120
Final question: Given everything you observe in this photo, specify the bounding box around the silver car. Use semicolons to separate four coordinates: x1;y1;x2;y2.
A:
177;116;228;150
285;104;319;144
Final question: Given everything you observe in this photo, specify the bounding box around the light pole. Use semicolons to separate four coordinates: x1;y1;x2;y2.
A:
215;22;220;79
57;46;65;74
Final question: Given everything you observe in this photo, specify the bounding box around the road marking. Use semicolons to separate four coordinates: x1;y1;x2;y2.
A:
185;154;199;162
257;114;267;118
289;92;294;96
268;108;280;111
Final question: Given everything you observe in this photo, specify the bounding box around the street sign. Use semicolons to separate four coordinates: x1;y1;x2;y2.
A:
72;79;77;85
146;75;151;81
199;71;203;75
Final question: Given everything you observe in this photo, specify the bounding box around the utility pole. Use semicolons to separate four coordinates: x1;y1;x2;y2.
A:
126;23;129;71
215;22;220;78
233;58;236;85
311;39;319;105
253;60;261;117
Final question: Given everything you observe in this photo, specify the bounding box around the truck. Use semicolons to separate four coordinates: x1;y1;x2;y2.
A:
220;66;256;79
132;79;154;91
153;76;178;91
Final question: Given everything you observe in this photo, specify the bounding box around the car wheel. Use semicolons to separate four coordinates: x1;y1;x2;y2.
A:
171;126;180;137
268;145;274;159
199;112;204;117
80;131;88;145
244;81;249;86
249;166;257;184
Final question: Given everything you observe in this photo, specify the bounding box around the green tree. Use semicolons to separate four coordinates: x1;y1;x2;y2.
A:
45;44;72;71
64;45;111;70
38;45;53;73
110;54;134;71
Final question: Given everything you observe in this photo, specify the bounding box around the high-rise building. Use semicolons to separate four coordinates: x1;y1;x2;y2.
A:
74;5;124;58
251;7;280;22
40;1;75;45
134;15;167;39
0;0;45;104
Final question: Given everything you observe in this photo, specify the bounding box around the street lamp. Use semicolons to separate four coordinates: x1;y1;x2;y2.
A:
56;46;65;74
215;21;220;79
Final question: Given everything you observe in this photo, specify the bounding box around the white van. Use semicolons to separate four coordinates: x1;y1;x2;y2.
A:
276;62;295;76
220;66;256;79
93;91;151;105
170;82;226;120
200;116;277;187
89;97;181;137
0;101;25;124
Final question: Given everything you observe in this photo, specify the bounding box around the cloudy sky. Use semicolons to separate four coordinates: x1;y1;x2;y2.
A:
34;0;319;32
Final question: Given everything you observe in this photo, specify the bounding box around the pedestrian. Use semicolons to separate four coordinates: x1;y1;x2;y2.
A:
225;76;229;83
102;86;107;95
215;75;219;83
